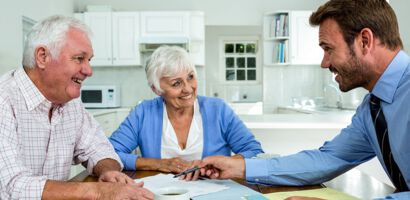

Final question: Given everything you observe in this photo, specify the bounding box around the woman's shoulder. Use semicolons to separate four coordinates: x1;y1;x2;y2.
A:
197;96;233;114
131;97;163;114
197;95;226;106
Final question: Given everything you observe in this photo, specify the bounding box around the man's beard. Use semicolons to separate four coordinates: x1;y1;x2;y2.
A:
332;52;371;92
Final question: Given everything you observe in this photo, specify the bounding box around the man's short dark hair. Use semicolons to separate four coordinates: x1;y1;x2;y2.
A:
309;0;402;51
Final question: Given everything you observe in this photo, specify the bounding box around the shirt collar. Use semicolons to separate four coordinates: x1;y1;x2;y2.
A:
15;68;52;111
371;50;410;104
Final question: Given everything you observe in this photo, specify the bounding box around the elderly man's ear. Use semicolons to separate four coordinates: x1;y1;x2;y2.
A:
151;86;162;96
35;46;51;69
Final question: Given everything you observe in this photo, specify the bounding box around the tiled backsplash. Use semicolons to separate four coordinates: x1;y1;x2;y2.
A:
209;84;262;103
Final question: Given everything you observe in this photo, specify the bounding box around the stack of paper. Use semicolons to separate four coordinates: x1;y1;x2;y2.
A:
135;174;228;197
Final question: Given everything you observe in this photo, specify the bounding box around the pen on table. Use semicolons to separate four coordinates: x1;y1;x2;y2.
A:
173;166;202;178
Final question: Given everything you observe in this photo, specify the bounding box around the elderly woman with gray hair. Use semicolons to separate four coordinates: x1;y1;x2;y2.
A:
109;46;263;180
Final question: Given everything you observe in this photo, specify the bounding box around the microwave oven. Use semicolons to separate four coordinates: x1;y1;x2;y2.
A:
80;85;120;108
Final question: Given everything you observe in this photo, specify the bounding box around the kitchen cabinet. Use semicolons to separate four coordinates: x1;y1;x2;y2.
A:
140;11;190;38
263;11;322;66
140;11;205;66
83;12;141;66
94;111;117;136
91;108;132;137
189;11;205;66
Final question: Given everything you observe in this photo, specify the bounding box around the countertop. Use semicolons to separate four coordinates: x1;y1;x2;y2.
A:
239;112;354;130
86;107;132;116
86;107;354;130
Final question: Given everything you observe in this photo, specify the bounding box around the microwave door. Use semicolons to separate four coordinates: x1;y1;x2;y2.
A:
81;90;103;108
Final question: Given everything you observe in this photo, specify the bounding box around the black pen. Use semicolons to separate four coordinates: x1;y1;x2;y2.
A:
173;166;202;178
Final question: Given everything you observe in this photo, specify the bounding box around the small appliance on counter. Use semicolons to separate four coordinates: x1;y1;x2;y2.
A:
80;85;120;108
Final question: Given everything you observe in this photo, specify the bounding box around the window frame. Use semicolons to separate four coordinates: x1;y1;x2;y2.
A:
219;36;261;85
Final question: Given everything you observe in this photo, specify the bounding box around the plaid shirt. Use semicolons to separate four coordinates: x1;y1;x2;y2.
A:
0;68;122;199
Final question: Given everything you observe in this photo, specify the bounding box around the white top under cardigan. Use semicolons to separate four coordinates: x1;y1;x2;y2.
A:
161;100;204;161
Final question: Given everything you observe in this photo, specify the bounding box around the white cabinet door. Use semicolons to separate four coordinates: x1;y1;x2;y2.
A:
189;12;205;66
94;112;117;137
112;12;141;66
84;12;112;66
140;12;190;38
290;11;323;65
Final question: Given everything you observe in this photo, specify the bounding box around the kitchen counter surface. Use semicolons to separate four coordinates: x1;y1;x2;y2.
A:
86;107;132;116
239;112;354;130
86;107;354;130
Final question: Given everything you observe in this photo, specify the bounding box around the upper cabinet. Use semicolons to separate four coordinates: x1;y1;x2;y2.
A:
140;12;190;38
77;11;205;67
263;11;322;66
83;12;141;67
140;11;205;66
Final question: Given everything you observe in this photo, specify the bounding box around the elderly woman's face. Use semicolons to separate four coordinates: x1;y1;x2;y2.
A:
159;70;197;109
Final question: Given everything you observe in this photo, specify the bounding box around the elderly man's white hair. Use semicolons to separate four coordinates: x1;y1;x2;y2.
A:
145;45;197;94
22;15;91;68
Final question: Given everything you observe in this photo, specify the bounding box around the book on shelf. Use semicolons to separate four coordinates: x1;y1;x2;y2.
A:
273;41;288;63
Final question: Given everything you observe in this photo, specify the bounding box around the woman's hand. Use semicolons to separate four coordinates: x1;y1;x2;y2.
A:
157;157;191;173
178;160;202;181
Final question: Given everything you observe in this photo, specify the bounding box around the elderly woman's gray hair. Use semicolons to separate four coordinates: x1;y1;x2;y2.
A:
22;15;91;68
145;45;197;94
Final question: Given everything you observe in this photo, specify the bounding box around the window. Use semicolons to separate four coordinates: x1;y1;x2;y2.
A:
222;39;258;82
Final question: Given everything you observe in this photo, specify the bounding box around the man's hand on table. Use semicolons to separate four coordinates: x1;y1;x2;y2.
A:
199;155;245;179
98;170;135;184
93;182;154;200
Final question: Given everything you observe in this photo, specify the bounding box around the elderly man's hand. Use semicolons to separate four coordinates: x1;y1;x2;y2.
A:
98;170;135;184
92;182;154;200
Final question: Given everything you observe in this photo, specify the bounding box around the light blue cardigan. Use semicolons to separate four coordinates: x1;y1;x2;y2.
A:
109;96;264;170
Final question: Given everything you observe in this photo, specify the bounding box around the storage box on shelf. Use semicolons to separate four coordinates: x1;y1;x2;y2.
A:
263;11;322;66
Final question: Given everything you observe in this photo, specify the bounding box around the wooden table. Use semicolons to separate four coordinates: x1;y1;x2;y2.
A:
70;168;394;199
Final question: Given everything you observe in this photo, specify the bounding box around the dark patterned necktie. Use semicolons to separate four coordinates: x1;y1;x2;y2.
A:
369;94;408;191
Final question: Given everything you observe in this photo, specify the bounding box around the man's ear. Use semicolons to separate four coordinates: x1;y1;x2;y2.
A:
151;85;162;96
34;46;50;69
357;28;374;55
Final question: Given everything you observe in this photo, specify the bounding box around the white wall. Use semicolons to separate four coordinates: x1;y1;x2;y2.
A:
0;0;74;74
391;0;410;51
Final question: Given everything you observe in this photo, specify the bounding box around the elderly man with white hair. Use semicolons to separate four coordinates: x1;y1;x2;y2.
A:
0;15;153;200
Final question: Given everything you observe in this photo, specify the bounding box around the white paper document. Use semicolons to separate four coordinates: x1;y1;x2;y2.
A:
135;173;229;197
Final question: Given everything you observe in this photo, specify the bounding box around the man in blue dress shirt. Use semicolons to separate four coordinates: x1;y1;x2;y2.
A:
199;0;410;199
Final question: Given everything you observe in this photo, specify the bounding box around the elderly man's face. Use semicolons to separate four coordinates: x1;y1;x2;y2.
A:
159;70;197;110
41;28;93;104
319;18;371;92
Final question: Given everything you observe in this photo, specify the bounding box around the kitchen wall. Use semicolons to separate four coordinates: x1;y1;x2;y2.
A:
0;0;74;74
1;0;409;110
205;26;263;102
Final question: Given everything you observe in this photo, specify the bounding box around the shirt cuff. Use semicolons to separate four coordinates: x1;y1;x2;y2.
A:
245;158;269;182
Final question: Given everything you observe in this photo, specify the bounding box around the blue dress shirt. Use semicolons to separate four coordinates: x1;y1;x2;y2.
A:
109;95;263;170
246;51;410;199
